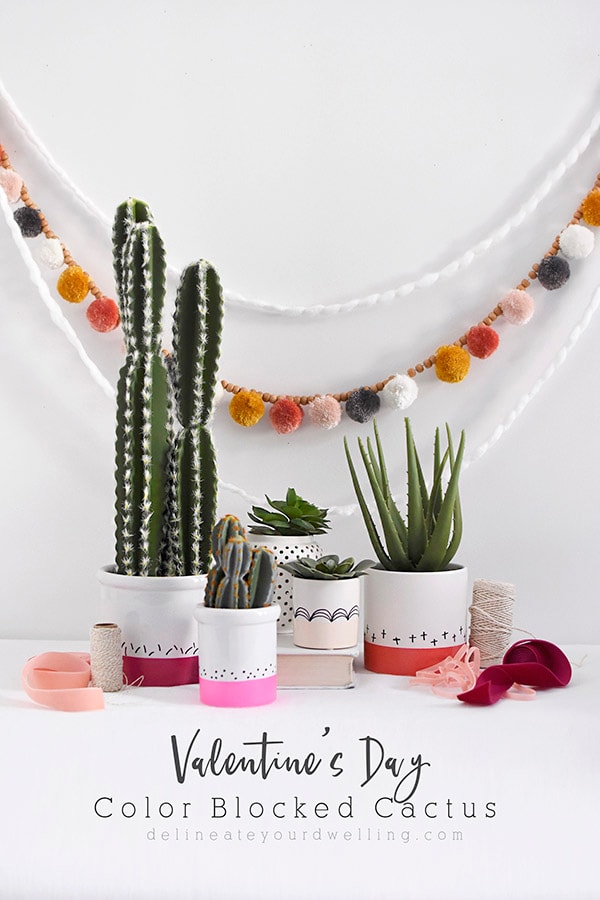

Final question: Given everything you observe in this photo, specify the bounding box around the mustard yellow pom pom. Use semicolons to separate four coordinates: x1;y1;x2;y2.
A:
57;265;90;304
435;345;470;383
229;390;265;427
581;189;600;227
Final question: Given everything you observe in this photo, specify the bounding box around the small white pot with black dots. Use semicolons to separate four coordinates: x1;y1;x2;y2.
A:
363;565;469;676
247;535;323;633
194;602;281;707
97;567;205;687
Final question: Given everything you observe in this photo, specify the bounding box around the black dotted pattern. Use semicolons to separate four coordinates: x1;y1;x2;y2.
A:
199;662;276;680
264;541;323;632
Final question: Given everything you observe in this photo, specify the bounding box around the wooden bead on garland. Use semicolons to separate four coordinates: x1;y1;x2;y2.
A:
499;289;534;325
381;373;418;409
559;224;594;259
469;580;515;668
229;389;265;426
57;265;90;304
581;188;600;226
269;397;303;433
466;324;499;359
537;255;570;291
307;395;342;429
434;345;470;383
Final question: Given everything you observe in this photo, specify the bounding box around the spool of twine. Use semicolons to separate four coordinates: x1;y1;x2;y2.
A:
90;623;123;692
469;580;515;667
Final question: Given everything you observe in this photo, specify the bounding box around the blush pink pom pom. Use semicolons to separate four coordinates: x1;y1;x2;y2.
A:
307;395;342;429
0;167;23;203
499;289;535;325
269;397;303;434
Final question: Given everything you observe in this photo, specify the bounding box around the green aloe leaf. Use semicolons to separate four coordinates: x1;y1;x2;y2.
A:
358;437;412;570
405;418;427;564
344;437;392;569
417;429;465;570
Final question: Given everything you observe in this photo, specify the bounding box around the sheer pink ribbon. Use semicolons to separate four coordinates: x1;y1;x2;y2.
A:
409;644;535;700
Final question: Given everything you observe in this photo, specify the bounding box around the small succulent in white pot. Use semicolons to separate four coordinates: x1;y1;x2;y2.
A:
280;555;374;650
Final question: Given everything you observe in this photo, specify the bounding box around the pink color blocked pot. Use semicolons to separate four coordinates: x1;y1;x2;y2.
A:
97;566;205;686
363;566;469;676
194;602;280;707
292;578;361;650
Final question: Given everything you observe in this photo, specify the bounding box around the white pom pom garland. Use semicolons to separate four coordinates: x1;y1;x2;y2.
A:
39;236;65;269
558;224;594;259
381;373;418;409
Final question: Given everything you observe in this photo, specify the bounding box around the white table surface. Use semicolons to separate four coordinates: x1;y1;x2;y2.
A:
0;639;597;900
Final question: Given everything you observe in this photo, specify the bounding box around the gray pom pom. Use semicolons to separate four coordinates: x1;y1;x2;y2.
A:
14;206;43;238
537;256;570;290
345;388;380;423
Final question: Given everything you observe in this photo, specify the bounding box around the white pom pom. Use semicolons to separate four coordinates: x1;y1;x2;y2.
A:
559;224;594;260
39;237;64;269
381;374;418;410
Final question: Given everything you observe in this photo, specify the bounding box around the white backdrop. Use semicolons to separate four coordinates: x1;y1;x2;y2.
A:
1;0;600;644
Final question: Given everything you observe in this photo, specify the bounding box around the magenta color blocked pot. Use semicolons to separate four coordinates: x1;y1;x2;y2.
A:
194;602;280;707
292;578;361;650
97;566;206;686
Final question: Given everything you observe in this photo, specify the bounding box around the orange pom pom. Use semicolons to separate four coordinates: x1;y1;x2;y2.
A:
229;390;265;427
57;265;90;304
435;345;470;383
581;189;600;226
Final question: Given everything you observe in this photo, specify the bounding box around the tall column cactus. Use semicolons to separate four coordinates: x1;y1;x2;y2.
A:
114;200;169;576
165;261;223;575
112;198;223;578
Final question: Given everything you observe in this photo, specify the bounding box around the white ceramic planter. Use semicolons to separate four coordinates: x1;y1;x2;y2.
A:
194;602;280;707
247;534;322;633
363;565;469;676
292;578;361;650
97;566;206;686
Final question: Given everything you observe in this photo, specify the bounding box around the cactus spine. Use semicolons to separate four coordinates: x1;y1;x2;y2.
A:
113;199;223;577
205;516;276;609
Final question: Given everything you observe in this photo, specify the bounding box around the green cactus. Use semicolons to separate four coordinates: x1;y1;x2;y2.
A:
112;199;223;577
204;516;276;609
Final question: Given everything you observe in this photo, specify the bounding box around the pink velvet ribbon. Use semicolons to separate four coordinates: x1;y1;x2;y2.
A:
22;652;105;711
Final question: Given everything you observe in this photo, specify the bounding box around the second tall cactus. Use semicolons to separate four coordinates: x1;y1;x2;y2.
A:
113;198;223;577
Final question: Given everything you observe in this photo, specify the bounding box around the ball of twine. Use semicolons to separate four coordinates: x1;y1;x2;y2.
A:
90;623;123;692
469;580;515;667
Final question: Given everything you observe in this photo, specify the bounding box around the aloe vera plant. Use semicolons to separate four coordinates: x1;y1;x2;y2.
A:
280;555;374;580
344;418;465;572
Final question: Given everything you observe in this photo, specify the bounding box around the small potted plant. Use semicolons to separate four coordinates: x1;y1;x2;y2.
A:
247;488;331;632
194;515;279;707
97;198;223;686
345;418;468;676
280;555;374;650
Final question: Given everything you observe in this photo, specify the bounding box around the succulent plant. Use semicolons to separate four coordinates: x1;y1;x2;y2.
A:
113;198;223;577
281;555;374;580
344;418;465;572
248;488;331;536
205;516;276;608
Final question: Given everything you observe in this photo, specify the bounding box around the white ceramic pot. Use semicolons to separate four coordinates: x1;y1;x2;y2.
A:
97;566;206;686
194;602;280;707
247;534;322;633
292;578;361;650
363;565;469;676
